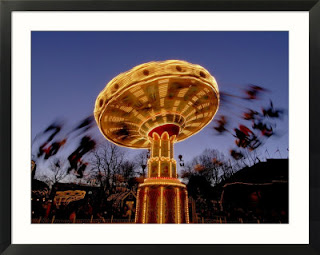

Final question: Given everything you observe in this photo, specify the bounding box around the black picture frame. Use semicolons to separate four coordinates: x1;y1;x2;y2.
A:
1;0;319;254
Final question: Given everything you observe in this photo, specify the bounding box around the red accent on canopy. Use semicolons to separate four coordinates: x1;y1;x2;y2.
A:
148;124;180;137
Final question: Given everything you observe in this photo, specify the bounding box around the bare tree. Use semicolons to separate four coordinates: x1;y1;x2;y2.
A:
89;141;125;193
36;157;68;219
119;160;136;181
134;150;149;177
183;149;230;186
37;157;68;189
219;159;235;182
50;158;68;183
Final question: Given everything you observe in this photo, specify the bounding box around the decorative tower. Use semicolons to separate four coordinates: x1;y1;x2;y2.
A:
94;60;219;223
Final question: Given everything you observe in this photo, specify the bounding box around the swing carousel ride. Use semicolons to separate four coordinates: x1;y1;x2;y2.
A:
94;60;219;223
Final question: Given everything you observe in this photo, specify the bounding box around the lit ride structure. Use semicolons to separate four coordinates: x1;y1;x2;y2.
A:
94;60;219;223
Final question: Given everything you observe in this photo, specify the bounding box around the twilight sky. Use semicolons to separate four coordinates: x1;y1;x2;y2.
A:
31;31;288;171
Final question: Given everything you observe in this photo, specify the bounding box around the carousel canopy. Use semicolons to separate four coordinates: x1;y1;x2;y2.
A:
94;60;219;148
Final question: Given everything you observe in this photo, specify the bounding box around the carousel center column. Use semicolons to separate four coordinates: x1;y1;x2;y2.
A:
135;128;189;224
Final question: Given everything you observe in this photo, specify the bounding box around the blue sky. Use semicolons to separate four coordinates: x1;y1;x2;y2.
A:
32;31;288;169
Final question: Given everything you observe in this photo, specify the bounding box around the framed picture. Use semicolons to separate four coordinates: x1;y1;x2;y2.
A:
1;0;319;254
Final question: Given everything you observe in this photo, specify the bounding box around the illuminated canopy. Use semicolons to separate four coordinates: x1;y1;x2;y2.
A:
94;60;219;148
54;190;86;206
